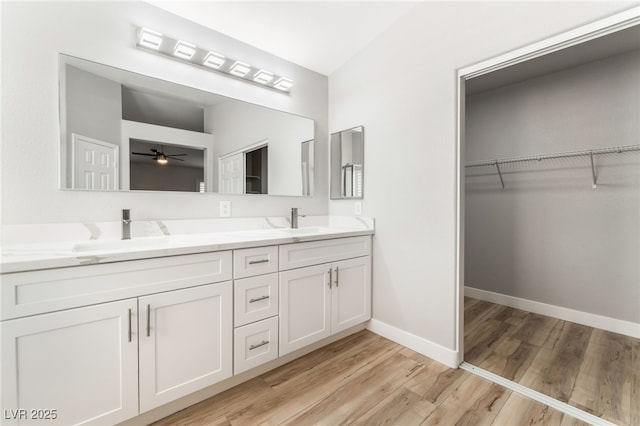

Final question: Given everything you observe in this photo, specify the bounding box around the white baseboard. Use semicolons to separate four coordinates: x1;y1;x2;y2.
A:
465;287;640;339
367;319;460;368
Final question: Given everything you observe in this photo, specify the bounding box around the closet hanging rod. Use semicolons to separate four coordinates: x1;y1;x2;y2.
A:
465;143;640;168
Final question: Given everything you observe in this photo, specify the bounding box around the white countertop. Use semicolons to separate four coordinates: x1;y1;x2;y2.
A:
1;217;374;273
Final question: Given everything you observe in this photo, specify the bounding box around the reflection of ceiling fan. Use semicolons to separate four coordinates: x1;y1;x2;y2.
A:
131;148;186;165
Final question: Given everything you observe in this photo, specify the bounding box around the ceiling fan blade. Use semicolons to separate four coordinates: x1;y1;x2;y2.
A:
166;153;187;156
132;152;156;156
169;157;185;161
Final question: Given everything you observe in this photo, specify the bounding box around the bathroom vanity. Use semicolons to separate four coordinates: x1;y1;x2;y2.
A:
0;218;373;425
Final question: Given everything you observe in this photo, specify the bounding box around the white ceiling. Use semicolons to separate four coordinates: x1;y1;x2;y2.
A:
148;1;419;76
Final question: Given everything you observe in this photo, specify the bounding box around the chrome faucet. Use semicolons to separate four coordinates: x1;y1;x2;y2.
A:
122;209;132;240
290;208;306;229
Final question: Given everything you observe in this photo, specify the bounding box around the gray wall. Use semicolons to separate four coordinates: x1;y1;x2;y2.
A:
465;50;640;322
131;163;203;192
65;65;122;186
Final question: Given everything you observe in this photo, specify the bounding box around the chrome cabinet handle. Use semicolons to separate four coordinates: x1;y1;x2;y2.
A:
328;268;332;289
146;304;151;337
335;266;339;287
249;295;270;303
249;340;269;350
248;259;269;265
128;308;132;342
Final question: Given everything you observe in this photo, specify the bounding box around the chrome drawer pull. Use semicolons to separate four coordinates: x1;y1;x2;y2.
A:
248;259;270;265
128;308;132;343
249;295;270;303
335;266;339;287
328;268;332;289
249;340;269;350
146;304;151;337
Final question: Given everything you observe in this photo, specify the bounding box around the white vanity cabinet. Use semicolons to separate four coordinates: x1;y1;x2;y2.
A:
0;231;373;425
1;299;139;425
1;251;233;425
278;236;371;356
138;282;232;412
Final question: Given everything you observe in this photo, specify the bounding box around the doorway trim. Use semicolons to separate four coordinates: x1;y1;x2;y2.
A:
454;6;640;365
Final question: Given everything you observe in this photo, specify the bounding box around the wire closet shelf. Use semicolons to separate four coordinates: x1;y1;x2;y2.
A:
464;143;640;189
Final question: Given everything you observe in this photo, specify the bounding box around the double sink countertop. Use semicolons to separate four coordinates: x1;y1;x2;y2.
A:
1;216;374;273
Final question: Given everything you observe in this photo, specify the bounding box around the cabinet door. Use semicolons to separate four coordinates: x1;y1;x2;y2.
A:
138;282;232;413
279;264;331;356
331;256;372;334
1;299;138;425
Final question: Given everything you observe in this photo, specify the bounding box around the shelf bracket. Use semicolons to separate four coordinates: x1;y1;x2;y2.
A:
494;161;505;189
589;151;597;189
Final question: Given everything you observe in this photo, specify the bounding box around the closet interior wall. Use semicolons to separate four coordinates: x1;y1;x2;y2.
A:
464;49;640;324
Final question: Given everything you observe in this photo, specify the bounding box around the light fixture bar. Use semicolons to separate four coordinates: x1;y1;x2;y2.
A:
230;61;251;77
135;27;293;93
138;28;163;50
253;69;274;84
173;40;196;60
203;51;225;69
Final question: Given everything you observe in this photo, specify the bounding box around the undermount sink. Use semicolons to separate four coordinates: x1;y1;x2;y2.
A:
72;237;171;253
274;226;335;235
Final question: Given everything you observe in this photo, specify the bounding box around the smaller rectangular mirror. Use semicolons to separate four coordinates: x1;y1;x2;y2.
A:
330;126;364;199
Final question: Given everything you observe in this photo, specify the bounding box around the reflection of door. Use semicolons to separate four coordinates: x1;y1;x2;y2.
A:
71;134;119;190
218;153;243;194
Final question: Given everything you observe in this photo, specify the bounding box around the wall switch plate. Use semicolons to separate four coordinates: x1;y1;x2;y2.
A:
354;201;362;216
219;200;231;217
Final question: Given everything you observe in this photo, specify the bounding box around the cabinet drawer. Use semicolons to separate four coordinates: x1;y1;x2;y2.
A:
279;236;371;271
1;251;232;320
234;273;278;327
233;246;278;279
234;316;279;375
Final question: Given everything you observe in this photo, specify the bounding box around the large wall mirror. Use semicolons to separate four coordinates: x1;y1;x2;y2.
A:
59;54;315;196
330;126;364;199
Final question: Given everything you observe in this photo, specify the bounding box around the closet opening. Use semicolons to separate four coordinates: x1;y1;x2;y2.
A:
456;10;639;426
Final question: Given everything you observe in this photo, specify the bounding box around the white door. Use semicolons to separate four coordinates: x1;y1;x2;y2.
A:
138;282;233;413
218;153;244;194
71;133;119;190
1;299;138;425
331;256;372;334
279;264;332;356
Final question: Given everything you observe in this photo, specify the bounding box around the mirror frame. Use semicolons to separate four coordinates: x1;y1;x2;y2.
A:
330;125;364;200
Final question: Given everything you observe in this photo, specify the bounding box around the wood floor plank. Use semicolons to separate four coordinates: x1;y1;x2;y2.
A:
280;351;423;425
350;386;436;425
569;329;632;425
419;374;509;425
479;339;541;382
464;297;639;426
153;329;589;426
258;333;401;425
491;392;586;426
404;359;468;406
519;322;592;403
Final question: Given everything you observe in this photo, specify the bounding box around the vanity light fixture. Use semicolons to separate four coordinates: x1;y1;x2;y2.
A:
229;61;251;77
273;77;294;91
253;69;274;84
135;26;293;93
203;51;225;69
138;28;163;50
173;40;197;60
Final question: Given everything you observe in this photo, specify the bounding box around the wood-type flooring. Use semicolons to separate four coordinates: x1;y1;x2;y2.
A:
154;329;590;425
464;297;639;426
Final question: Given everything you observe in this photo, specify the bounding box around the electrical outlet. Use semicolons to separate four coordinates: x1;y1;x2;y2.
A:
219;200;231;217
354;201;362;216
